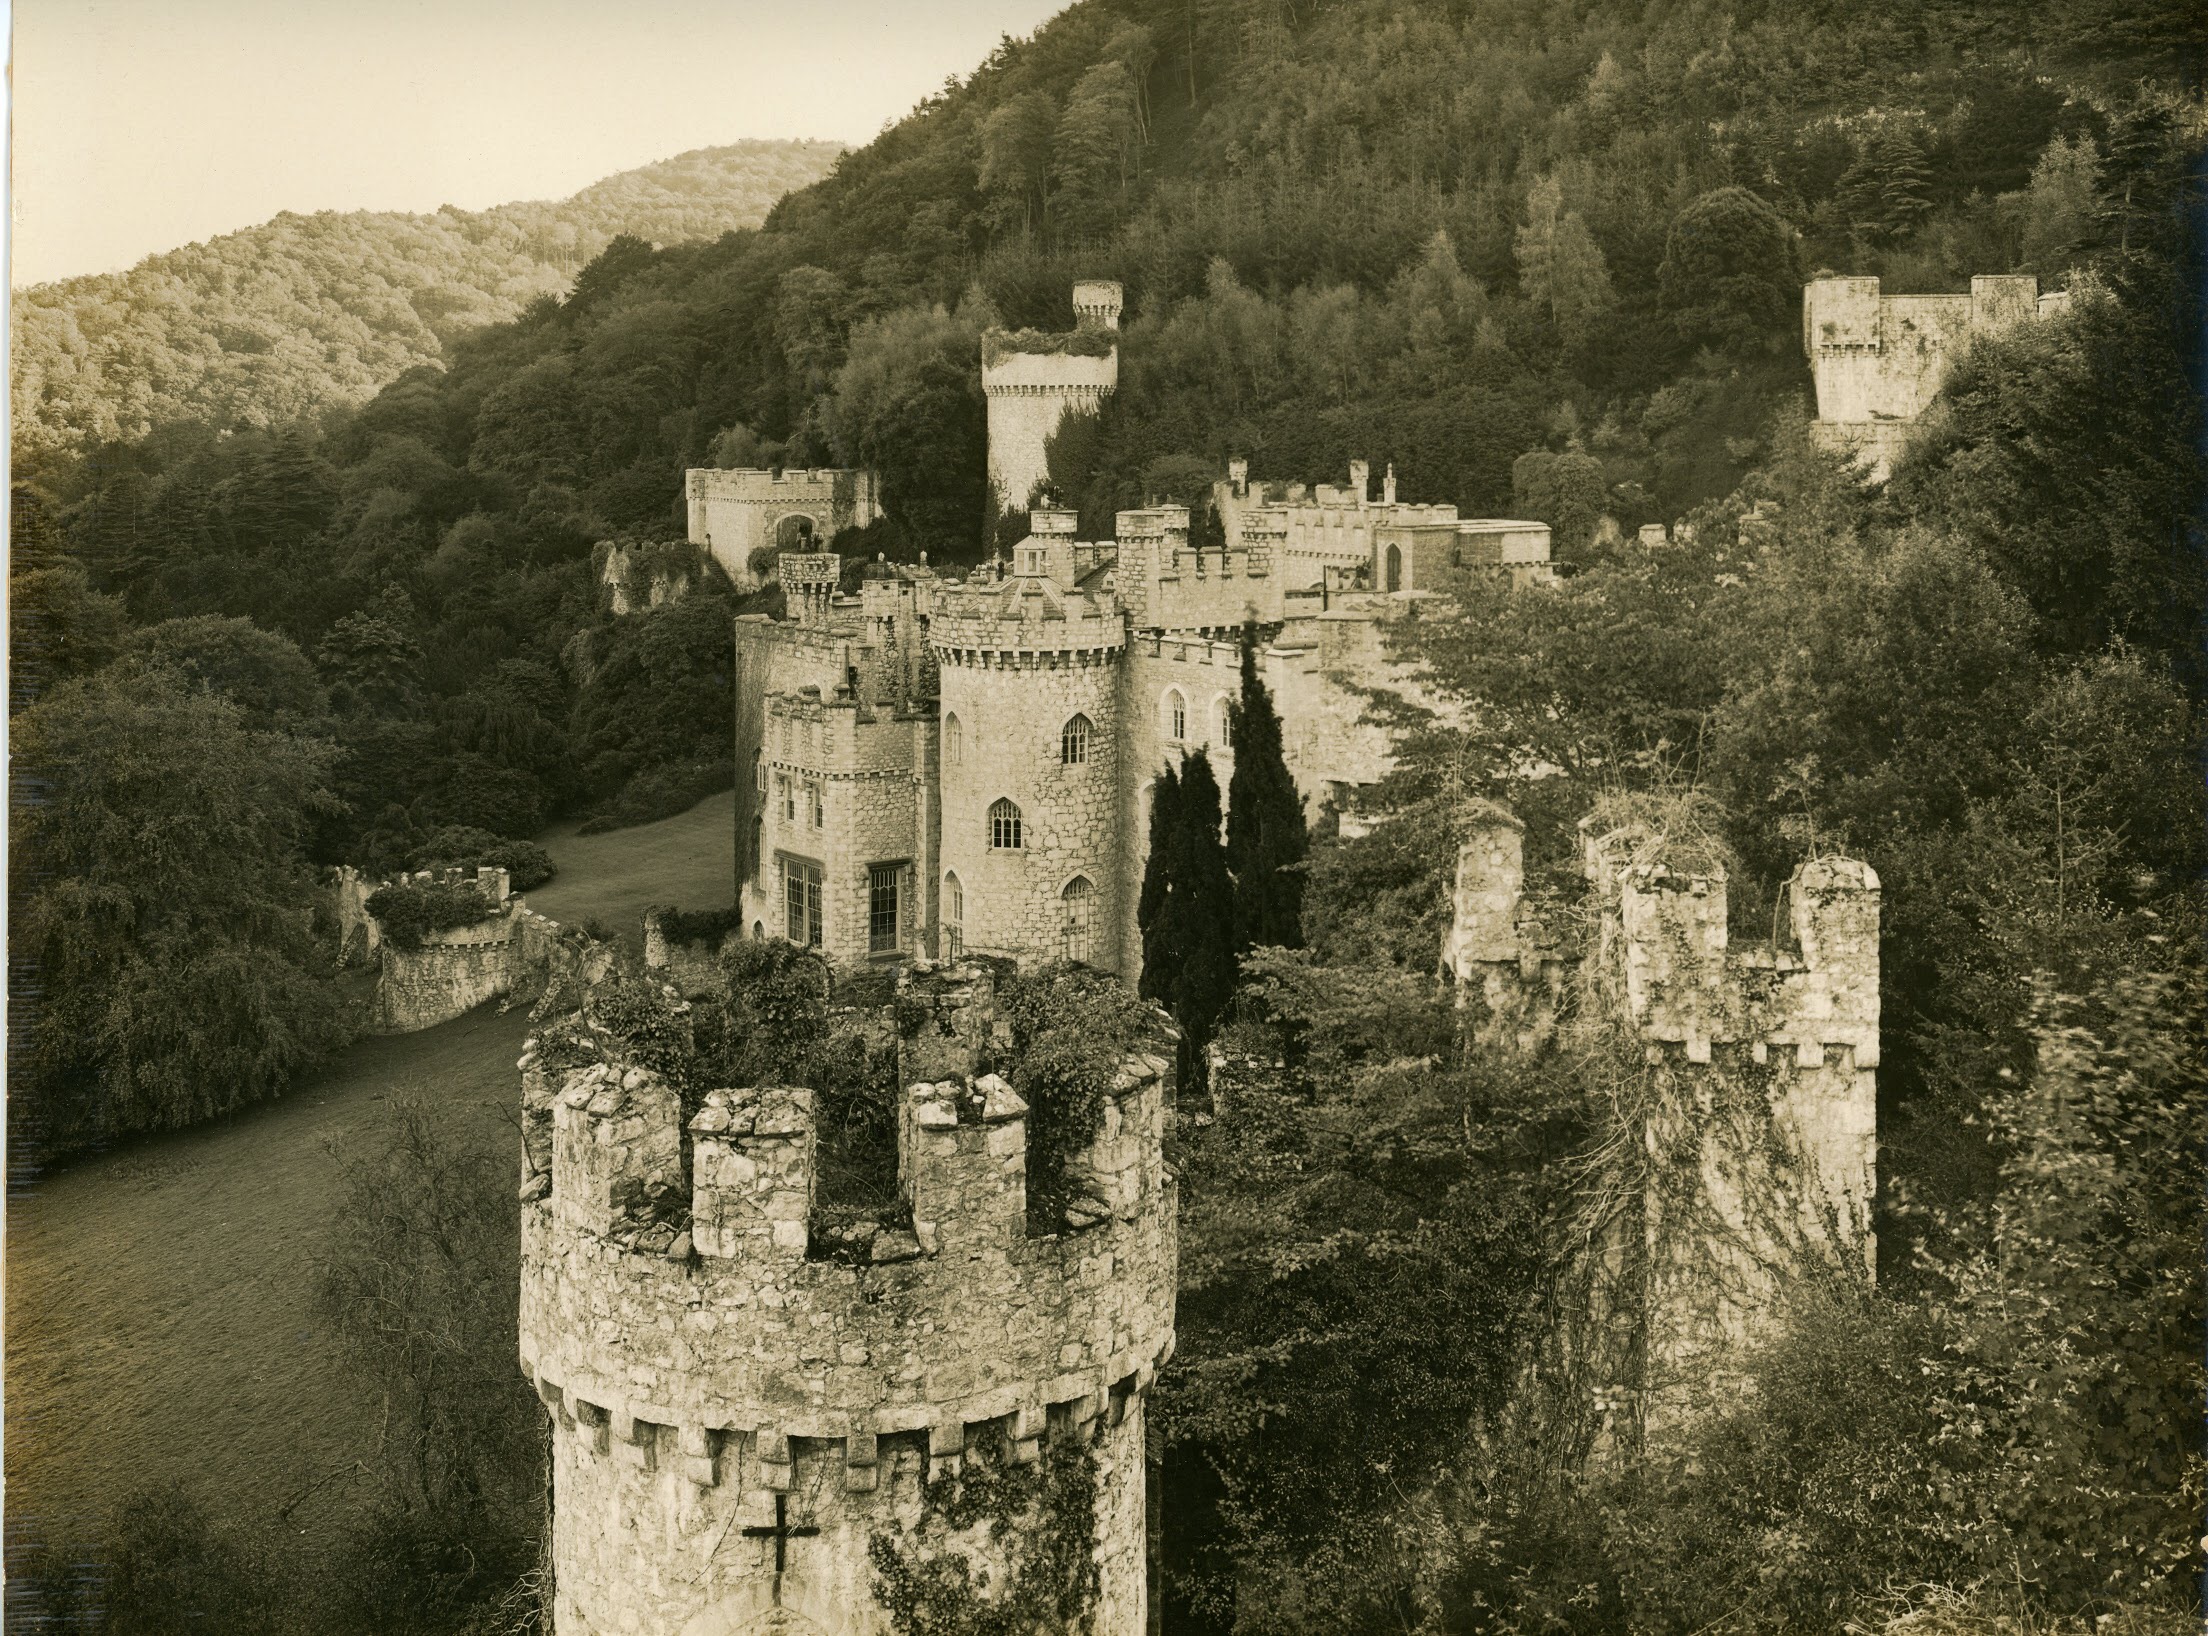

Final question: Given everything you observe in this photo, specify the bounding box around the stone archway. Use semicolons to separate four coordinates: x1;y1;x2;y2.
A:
774;511;825;549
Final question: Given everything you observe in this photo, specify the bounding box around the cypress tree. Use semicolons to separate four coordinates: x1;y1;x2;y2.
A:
1136;760;1182;1004
1225;621;1308;952
1164;750;1237;1084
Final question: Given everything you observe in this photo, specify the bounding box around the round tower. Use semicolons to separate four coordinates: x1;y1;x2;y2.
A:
931;563;1126;973
517;964;1177;1635
981;282;1121;514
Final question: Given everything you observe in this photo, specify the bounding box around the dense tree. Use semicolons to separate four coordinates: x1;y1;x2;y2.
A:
1224;622;1306;951
1657;186;1800;356
1515;174;1617;353
1153;750;1237;1083
1136;759;1183;1006
10;665;349;1155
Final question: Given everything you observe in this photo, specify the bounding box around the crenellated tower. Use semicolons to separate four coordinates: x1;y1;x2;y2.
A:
981;283;1122;514
1446;806;1881;1434
518;961;1177;1635
930;545;1127;971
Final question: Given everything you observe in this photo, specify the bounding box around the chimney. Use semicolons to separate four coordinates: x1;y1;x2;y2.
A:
1383;462;1397;506
1348;459;1371;503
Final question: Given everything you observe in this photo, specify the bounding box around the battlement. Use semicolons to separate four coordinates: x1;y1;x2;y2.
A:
1802;272;2059;479
1073;280;1123;330
1575;821;1881;1069
928;578;1127;662
517;985;1176;1471
686;468;879;589
690;466;873;501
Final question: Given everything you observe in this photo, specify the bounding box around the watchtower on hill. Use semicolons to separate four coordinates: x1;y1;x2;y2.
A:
981;282;1122;514
518;961;1178;1635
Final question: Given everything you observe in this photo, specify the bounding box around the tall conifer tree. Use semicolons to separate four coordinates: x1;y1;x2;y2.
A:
1226;621;1308;952
1163;750;1237;1084
1136;760;1182;1004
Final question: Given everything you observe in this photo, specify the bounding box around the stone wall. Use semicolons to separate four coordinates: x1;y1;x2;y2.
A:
685;468;879;589
516;964;1176;1635
372;901;564;1033
1802;273;2061;478
1445;807;1881;1434
981;348;1118;514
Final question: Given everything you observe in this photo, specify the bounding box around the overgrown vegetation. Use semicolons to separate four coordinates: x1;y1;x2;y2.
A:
363;879;499;948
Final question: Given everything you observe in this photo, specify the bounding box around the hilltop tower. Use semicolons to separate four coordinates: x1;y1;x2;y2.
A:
1802;272;2068;479
931;513;1127;970
518;962;1178;1635
981;282;1121;514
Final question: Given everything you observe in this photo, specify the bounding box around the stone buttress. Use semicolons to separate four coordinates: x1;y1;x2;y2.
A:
516;966;1177;1636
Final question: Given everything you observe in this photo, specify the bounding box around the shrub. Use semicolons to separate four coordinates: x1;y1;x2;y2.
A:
364;880;497;948
577;758;734;834
409;824;556;892
651;904;746;946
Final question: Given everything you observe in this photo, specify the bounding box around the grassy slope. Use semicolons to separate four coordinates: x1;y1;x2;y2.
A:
3;794;734;1549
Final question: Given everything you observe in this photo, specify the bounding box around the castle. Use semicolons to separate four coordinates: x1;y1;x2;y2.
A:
687;467;882;589
713;281;1557;980
517;960;1178;1635
1803;272;2070;478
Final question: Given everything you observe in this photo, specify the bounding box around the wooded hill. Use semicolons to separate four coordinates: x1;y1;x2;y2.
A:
11;139;846;456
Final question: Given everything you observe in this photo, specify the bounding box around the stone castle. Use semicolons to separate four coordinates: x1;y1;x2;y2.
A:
688;467;882;589
713;281;1558;979
1803;271;2069;478
517;961;1177;1635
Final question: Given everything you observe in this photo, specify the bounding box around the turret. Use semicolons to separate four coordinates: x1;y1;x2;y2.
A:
518;967;1178;1634
1073;279;1123;331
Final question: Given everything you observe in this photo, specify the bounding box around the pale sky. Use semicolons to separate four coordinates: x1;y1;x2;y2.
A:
11;0;1070;288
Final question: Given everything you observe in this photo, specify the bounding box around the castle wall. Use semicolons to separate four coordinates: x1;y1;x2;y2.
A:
937;646;1124;971
1446;810;1881;1435
1803;273;2049;478
370;902;565;1033
686;468;879;590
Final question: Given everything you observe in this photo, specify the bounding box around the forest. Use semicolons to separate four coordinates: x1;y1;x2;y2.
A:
11;139;845;455
8;0;2203;1629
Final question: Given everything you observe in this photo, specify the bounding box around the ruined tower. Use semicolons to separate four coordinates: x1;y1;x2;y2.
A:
1446;806;1881;1434
981;281;1121;514
517;962;1178;1634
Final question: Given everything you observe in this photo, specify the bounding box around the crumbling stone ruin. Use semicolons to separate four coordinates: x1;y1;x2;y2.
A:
330;864;570;1033
516;958;1178;1634
1445;805;1881;1436
1803;271;2070;479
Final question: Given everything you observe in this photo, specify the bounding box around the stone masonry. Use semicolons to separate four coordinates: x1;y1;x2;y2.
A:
1803;272;2070;478
715;283;1560;981
1445;806;1881;1433
516;960;1178;1635
687;468;881;589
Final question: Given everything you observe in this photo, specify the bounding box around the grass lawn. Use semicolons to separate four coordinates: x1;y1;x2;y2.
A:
4;791;733;1557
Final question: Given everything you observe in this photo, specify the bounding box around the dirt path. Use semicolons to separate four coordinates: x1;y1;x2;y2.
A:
4;795;735;1552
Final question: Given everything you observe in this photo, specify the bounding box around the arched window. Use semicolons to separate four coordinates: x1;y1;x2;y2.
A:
943;871;964;959
945;712;963;768
989;798;1023;850
1163;688;1187;742
1212;695;1233;748
1385;542;1403;592
1060;876;1096;965
1060;713;1093;765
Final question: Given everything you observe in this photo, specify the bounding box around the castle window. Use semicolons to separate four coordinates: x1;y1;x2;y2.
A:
1061;713;1093;765
779;775;795;823
807;781;823;828
1212;695;1232;748
1163;688;1186;742
943;871;964;959
783;858;822;947
868;863;902;954
1385;542;1402;592
1060;876;1095;965
989;798;1023;850
945;712;963;768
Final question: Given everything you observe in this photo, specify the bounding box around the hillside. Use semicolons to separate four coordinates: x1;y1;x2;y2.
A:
10;139;845;455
